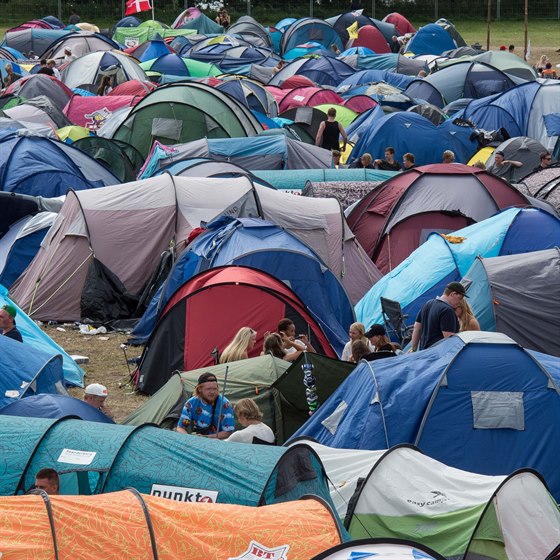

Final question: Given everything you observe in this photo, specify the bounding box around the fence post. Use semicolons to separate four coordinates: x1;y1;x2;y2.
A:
434;0;438;21
497;0;500;21
58;0;62;23
371;0;375;19
247;0;251;16
310;0;313;18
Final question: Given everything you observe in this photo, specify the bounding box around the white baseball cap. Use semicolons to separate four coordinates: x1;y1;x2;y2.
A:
84;383;108;397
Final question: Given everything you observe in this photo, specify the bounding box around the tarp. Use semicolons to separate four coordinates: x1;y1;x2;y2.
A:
0;491;342;559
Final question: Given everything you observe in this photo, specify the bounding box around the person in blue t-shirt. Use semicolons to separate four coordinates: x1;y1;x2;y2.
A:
176;372;234;439
410;282;466;351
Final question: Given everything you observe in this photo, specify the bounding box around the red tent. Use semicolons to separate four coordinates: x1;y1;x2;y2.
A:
136;266;337;394
383;12;416;35
342;95;378;113
64;94;141;129
108;79;157;97
346;164;533;273
348;26;391;54
278;74;316;90
279;86;344;112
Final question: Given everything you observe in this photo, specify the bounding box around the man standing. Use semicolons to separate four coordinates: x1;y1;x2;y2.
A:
411;282;466;351
84;383;112;417
176;372;234;439
374;147;402;171
34;468;59;495
316;108;347;152
487;150;522;179
0;304;23;342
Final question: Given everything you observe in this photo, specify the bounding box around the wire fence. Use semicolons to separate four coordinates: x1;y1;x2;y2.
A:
0;0;558;27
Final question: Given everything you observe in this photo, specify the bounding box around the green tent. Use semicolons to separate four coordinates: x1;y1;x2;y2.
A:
313;104;358;128
272;353;355;444
113;26;195;48
111;81;262;158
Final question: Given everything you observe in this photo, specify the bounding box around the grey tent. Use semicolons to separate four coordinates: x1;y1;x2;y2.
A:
227;16;272;48
303;181;384;210
4;95;71;129
515;164;560;212
485;136;546;182
464;247;560;356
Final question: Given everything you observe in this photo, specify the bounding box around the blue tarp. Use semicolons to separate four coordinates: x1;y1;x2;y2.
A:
290;333;560;500
0;284;84;386
131;216;355;353
354;208;560;326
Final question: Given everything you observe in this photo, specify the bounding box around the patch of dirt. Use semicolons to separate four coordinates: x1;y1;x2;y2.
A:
43;325;147;423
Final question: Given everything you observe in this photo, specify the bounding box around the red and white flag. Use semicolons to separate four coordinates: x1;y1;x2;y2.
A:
125;0;152;15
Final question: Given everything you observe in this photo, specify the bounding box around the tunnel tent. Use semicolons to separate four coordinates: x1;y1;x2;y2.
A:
0;491;343;560
111;81;263;158
1;415;338;518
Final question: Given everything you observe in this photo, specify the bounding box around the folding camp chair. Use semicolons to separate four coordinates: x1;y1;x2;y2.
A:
380;297;414;346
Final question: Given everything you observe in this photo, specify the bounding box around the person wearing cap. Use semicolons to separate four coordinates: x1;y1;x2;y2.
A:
176;373;234;439
410;282;465;351
84;383;112;417
0;304;23;342
487;150;522;180
365;324;399;353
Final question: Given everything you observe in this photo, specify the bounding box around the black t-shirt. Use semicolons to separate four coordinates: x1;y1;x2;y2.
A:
4;326;23;343
322;120;341;151
416;298;459;350
376;159;403;171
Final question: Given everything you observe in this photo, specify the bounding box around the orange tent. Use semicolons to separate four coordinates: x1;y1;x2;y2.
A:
0;490;342;559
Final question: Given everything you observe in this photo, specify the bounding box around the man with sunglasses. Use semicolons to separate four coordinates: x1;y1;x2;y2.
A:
532;151;553;174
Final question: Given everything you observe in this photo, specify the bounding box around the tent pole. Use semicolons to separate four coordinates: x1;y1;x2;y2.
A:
486;0;492;51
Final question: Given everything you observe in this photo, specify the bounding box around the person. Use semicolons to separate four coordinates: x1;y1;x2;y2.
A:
37;59;54;76
69;7;80;25
365;323;399;353
315;108;347;152
220;327;257;363
277;318;316;355
455;299;480;332
536;55;549;76
442;150;455;163
3;63;21;88
34;468;59;495
403;152;416;170
532;151;553;173
411;281;466;351
472;160;486;170
341;322;373;361
417;69;427;78
262;332;303;362
508;44;515;53
374;147;402;171
84;383;112;417
27;50;38;60
227;398;275;444
176;372;234;439
0;304;23;342
486;150;522;179
349;153;375;169
272;60;285;75
63;48;77;62
215;8;231;27
47;60;61;79
350;339;372;362
331;44;341;55
542;62;557;79
96;75;112;96
331;149;346;169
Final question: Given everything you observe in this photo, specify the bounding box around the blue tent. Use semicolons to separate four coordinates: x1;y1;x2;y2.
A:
349;111;477;165
0;284;84;387
0;335;65;409
345;53;427;76
355;207;560;326
337;68;415;91
269;56;354;88
0;415;338;518
0;131;119;197
404;23;456;55
131;216;354;353
0;394;114;423
280;18;343;56
290;332;560;500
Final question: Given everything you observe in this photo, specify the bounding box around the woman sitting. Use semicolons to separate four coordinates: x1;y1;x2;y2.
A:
220;327;257;363
341;322;373;361
227;398;275;444
262;332;303;362
365;324;400;352
455;299;481;332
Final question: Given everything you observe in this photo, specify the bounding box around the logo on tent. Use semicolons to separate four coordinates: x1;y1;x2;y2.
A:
84;107;113;130
150;483;218;503
229;541;290;560
406;490;449;508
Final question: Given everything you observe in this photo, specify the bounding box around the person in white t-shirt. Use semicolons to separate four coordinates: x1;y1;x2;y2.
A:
227;398;275;444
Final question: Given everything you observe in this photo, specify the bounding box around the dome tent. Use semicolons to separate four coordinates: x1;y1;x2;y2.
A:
280;17;343;56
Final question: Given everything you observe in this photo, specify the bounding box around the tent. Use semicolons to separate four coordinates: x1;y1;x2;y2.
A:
276;87;344;113
405;61;517;108
280;17;343;56
227;16;272;49
140;136;332;175
303;442;560;559
0;212;56;289
64;94;142;130
3;29;71;57
464;248;560;356
347;25;391;54
111;82;263;158
172;7;224;34
0;334;66;409
0;130;120;197
404;23;457;55
355;207;560;327
0;491;342;560
61;50;148;89
328;12;376;45
0;394;114;423
517;164;560;211
346;164;532;273
314;540;444;560
383;12;416;35
41;32;119;60
268;57;354;88
5;73;73;111
2;96;71;129
216;77;279;117
348;112;478;169
337;68;415;91
290;332;560;500
140;54;221;79
135;265;338;392
0;415;336;514
125;36;174;61
131;216;354;354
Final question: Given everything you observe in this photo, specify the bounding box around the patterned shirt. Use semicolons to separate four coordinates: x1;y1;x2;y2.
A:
178;395;234;435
